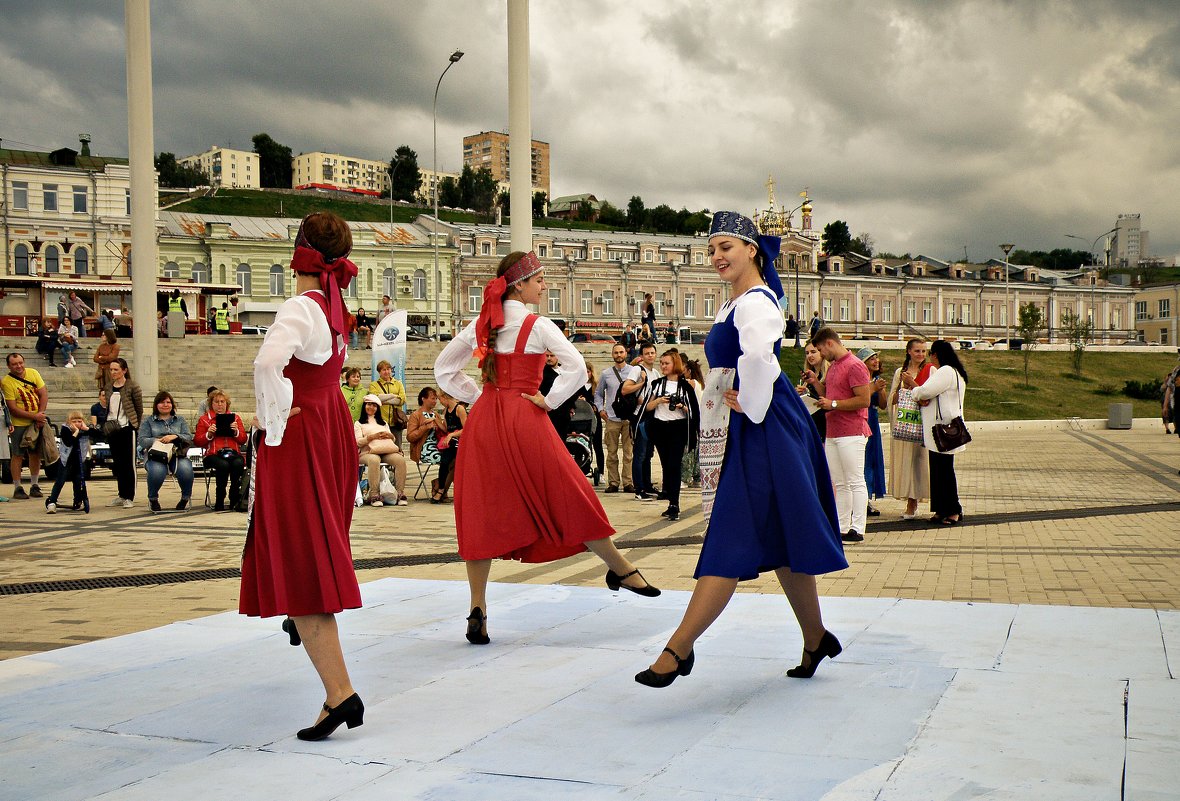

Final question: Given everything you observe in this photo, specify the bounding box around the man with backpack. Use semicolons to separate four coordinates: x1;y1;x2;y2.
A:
594;343;639;493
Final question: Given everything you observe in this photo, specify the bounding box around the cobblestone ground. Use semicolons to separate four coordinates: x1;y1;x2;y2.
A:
2;425;1177;658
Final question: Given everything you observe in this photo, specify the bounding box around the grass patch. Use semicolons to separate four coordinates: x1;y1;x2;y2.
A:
777;348;1176;421
168;189;478;224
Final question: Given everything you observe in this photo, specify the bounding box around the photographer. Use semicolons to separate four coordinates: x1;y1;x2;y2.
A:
642;349;700;521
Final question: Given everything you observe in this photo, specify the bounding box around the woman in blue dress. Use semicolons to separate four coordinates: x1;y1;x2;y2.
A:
858;348;888;514
636;212;848;688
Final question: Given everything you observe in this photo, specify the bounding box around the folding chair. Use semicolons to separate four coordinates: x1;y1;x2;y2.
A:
411;430;442;500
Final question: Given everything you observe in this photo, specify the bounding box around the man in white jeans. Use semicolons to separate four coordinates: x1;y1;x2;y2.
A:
807;328;874;542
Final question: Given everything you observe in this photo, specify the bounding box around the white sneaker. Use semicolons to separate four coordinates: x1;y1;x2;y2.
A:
107;497;125;507
64;361;75;369
370;499;383;507
46;502;57;514
121;499;134;508
397;497;408;506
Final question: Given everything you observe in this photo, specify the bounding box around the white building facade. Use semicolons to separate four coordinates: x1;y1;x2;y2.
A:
178;146;259;189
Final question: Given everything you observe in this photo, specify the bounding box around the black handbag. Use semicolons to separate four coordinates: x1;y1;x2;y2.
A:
932;375;971;451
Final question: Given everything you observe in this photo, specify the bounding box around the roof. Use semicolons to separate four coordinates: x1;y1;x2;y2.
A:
549;194;601;213
0;147;128;171
448;220;704;248
158;212;432;246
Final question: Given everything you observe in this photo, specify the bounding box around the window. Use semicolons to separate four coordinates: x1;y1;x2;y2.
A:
191;262;208;283
1135;301;1148;320
839;299;850;321
999;305;1008;327
883;300;892;323
73;186;87;213
14;244;29;274
481;241;491;256
695;251;704;265
822;299;833;321
961;304;971;325
413;269;427;300
269;264;284;295
12;181;28;210
382;268;393;298
986;305;995;326
468;286;482;313
684;293;696;318
1162;329;1170;345
74;247;89;275
43;184;58;212
538;244;547;258
704;295;715;318
922;303;932;324
44;245;59;274
644;250;653;263
163;261;180;279
591;247;602;260
461;243;474;255
602;290;614;316
946;302;955;323
1160;299;1171;319
237;264;252;295
125;189;131;215
581;289;593;315
865;300;876;322
344;275;357;298
548;289;561;315
1112;308;1122;328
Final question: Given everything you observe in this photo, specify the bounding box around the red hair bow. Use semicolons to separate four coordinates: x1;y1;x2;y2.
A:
290;246;358;337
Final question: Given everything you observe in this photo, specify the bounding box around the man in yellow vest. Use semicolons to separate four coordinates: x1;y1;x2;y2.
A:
214;303;231;335
167;289;187;315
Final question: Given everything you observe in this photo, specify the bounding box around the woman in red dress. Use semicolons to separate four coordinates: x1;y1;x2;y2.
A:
240;212;364;741
435;251;661;644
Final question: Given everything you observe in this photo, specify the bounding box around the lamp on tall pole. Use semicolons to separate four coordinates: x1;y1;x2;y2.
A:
433;49;464;339
1067;227;1117;343
1000;242;1015;342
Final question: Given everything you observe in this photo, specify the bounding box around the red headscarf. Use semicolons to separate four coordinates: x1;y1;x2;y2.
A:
290;240;357;338
473;251;543;365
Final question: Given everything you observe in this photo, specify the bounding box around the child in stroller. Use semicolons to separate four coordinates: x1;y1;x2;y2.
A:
565;397;600;483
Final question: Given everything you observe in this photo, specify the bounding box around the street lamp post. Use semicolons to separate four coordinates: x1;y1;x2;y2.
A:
1000;243;1015;343
1066;227;1117;343
388;153;406;303
433;49;464;339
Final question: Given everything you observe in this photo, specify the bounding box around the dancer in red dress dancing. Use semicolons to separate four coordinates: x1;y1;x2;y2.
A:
435;251;661;644
241;212;364;741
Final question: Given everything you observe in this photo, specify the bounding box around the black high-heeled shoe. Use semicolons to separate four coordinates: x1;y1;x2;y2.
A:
635;647;695;688
281;617;301;647
465;607;490;644
787;630;842;679
605;568;661;597
296;693;364;741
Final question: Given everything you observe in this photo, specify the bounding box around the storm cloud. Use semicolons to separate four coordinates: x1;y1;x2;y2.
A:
2;0;1176;262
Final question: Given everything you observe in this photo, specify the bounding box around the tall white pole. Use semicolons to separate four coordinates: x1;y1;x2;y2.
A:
507;0;532;254
125;0;158;396
433;52;462;338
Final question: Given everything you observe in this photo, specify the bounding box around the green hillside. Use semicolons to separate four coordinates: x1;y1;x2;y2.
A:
168;189;477;224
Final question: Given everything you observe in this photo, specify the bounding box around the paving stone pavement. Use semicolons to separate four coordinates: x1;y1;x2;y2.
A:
2;424;1178;659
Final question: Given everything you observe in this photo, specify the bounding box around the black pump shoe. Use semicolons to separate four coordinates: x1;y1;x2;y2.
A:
281;618;301;646
605;568;661;597
635;647;695;688
296;693;364;741
465;607;490;644
787;630;842;679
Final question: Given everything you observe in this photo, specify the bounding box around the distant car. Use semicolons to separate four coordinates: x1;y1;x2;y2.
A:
958;340;976;350
89;440;113;472
406;330;431;341
239;325;269;335
690;331;711;344
992;338;1024;350
569;333;616;344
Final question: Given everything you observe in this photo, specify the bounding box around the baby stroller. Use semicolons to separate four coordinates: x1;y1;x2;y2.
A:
565;398;599;484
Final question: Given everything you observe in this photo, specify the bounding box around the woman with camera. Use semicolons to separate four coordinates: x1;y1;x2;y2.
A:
194;389;248;511
138;390;194;512
642;349;700;521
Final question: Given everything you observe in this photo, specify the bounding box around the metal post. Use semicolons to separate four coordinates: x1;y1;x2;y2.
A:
125;0;158;396
433;50;463;339
507;0;533;255
1000;242;1014;343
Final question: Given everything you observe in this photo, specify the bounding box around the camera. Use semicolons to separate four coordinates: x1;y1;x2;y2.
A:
667;397;683;411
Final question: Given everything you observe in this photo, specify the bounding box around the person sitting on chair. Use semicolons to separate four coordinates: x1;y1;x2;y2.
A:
137;390;194;513
355;394;408;506
194;389;248;511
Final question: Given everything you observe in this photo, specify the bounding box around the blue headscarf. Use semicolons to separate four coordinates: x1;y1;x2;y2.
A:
707;211;784;300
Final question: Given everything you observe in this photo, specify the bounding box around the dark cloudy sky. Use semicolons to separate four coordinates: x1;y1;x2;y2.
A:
3;1;1177;263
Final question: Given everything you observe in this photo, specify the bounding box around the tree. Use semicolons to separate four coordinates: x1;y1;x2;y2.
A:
437;176;461;208
532;191;548;219
822;220;852;255
252;133;293;188
1060;308;1093;376
852;232;875;257
598;200;626;227
626;195;646;229
455;166;497;216
647;204;678;233
154;152;209;188
388;145;421;202
1016;302;1045;387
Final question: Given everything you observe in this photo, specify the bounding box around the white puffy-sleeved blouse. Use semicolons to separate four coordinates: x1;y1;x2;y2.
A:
434;300;586;410
716;288;785;425
909;364;968;454
253;291;345;446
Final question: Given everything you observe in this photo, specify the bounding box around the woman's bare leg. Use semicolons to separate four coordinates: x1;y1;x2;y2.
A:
775;568;828;669
646;576;739;673
584;538;651;590
293;613;355;724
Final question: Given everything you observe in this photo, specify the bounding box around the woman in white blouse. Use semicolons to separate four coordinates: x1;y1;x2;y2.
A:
905;339;969;525
435;250;660;645
642;348;700;521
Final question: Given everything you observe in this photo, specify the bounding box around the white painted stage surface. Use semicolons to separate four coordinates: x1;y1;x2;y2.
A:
1;579;1177;800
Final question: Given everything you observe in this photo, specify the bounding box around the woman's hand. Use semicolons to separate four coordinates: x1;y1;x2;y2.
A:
287;407;301;419
802;369;816;385
722;389;743;414
160;434;177;443
521;392;548;409
873;377;887;393
900;373;916;389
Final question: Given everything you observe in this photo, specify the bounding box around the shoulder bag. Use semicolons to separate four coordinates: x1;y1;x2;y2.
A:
932;375;971;451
